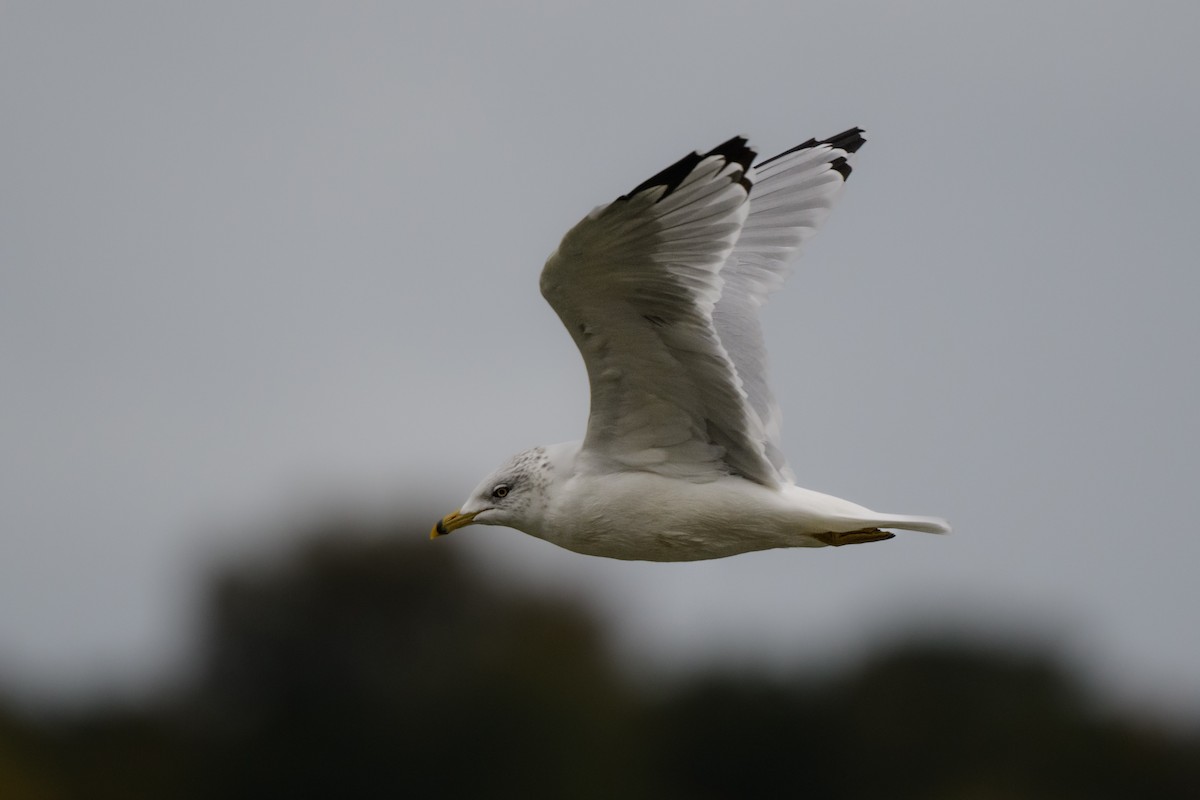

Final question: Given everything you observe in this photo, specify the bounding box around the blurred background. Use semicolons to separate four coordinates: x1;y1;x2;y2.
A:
3;1;1199;796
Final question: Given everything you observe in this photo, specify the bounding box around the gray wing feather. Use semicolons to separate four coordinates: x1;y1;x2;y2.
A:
713;129;867;481
541;138;784;487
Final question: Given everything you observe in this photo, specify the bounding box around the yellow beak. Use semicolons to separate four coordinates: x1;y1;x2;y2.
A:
431;509;480;539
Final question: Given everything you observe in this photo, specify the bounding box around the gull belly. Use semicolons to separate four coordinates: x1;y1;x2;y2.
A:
540;470;882;562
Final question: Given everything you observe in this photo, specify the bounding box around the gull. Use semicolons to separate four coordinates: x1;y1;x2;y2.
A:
433;129;949;560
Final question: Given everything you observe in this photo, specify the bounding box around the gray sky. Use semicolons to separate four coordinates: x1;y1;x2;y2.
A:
3;2;1199;717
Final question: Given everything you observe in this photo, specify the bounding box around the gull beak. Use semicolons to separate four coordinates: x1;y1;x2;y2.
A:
431;509;480;539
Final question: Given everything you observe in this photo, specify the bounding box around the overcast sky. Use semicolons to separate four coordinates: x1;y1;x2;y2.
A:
3;2;1199;717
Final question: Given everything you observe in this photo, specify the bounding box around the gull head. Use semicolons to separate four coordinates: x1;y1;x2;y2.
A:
431;445;562;540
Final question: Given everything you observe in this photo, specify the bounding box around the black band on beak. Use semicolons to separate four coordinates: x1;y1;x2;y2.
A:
435;518;448;535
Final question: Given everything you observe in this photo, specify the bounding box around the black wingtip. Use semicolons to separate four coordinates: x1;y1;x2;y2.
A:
822;127;866;155
704;135;755;192
823;127;866;179
624;136;756;201
755;126;867;179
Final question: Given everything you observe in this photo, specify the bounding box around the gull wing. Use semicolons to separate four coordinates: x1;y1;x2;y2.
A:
713;129;867;481
540;138;782;487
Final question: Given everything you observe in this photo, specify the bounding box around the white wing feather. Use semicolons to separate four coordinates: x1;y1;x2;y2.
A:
714;129;867;481
540;130;866;489
541;138;782;487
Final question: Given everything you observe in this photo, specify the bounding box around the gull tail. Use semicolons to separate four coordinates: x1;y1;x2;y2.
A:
810;512;949;547
858;513;951;535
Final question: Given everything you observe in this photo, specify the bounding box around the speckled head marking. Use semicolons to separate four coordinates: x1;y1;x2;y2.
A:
430;446;555;539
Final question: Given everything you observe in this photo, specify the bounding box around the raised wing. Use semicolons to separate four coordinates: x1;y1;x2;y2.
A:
540;138;782;487
713;128;867;480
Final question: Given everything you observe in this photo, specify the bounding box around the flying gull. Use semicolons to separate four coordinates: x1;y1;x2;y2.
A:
433;129;949;560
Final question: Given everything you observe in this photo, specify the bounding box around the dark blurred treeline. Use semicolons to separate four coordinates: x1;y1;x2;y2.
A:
2;515;1198;799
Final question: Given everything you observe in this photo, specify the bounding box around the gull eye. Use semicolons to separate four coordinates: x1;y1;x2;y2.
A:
492;484;510;499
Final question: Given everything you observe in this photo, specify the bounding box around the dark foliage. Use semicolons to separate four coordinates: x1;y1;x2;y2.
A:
1;516;1197;799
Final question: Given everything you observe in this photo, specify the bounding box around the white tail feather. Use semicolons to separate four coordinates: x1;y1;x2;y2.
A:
854;513;951;535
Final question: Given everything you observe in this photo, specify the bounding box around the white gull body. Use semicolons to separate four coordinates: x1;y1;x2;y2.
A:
434;129;949;561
